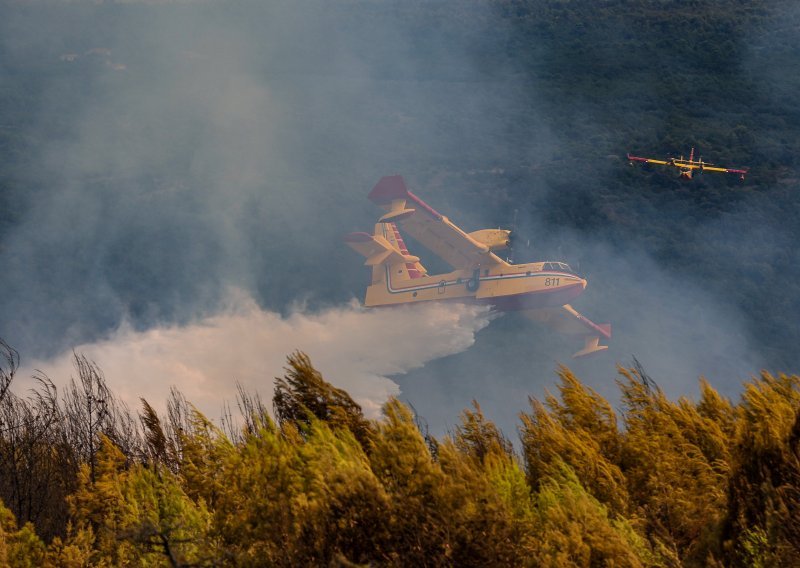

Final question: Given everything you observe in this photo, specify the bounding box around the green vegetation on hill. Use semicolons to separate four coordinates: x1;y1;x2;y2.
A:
1;343;800;566
484;0;800;367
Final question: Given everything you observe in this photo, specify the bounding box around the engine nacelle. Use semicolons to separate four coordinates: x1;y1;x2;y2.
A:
468;229;511;251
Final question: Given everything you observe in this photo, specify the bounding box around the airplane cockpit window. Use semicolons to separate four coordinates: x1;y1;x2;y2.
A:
544;262;575;273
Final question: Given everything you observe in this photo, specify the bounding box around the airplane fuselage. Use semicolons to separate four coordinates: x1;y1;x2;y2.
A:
346;175;611;358
365;261;587;311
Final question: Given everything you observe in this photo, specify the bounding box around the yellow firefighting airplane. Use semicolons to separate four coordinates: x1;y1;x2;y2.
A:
627;147;748;180
345;175;611;358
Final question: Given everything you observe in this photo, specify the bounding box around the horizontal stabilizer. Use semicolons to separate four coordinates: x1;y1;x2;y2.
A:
573;336;609;359
379;208;416;223
365;250;419;266
343;231;374;244
344;232;418;266
364;250;393;266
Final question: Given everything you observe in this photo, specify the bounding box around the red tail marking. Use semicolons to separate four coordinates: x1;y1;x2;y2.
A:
369;175;408;203
369;175;442;220
597;323;612;338
389;222;423;279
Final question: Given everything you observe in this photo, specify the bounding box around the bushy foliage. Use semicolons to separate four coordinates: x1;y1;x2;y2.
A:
2;345;800;565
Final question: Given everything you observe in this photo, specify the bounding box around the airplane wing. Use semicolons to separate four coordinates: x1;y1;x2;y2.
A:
368;176;508;270
699;165;748;176
672;161;748;177
523;304;611;358
627;154;670;166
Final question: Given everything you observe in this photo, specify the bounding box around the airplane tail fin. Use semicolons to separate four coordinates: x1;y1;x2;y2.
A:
368;175;411;206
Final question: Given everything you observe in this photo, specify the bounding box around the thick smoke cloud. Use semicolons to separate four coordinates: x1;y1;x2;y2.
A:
0;2;785;437
20;294;491;419
0;1;513;354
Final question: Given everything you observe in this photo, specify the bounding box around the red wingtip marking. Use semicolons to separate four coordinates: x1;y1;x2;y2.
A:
406;190;442;220
369;175;409;204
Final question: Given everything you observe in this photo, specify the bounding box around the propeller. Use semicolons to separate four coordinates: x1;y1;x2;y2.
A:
507;208;532;264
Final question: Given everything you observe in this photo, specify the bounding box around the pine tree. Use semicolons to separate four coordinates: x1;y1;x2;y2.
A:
273;351;373;448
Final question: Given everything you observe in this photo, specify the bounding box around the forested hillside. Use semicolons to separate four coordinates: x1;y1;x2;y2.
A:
1;342;799;566
484;0;800;368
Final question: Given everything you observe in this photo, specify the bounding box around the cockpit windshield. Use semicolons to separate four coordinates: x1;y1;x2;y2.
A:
544;262;575;274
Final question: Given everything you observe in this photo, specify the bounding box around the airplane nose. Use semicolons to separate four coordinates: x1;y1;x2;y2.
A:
581;279;587;290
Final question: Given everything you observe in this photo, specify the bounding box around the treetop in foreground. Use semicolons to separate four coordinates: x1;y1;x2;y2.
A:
1;344;799;566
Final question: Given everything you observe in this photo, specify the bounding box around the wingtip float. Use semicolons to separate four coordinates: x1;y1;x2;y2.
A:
345;175;611;359
628;147;748;180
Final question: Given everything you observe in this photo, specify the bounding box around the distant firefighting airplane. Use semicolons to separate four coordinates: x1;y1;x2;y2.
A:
345;175;611;358
627;147;748;180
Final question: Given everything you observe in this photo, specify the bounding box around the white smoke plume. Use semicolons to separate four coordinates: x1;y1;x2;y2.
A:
21;292;493;419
